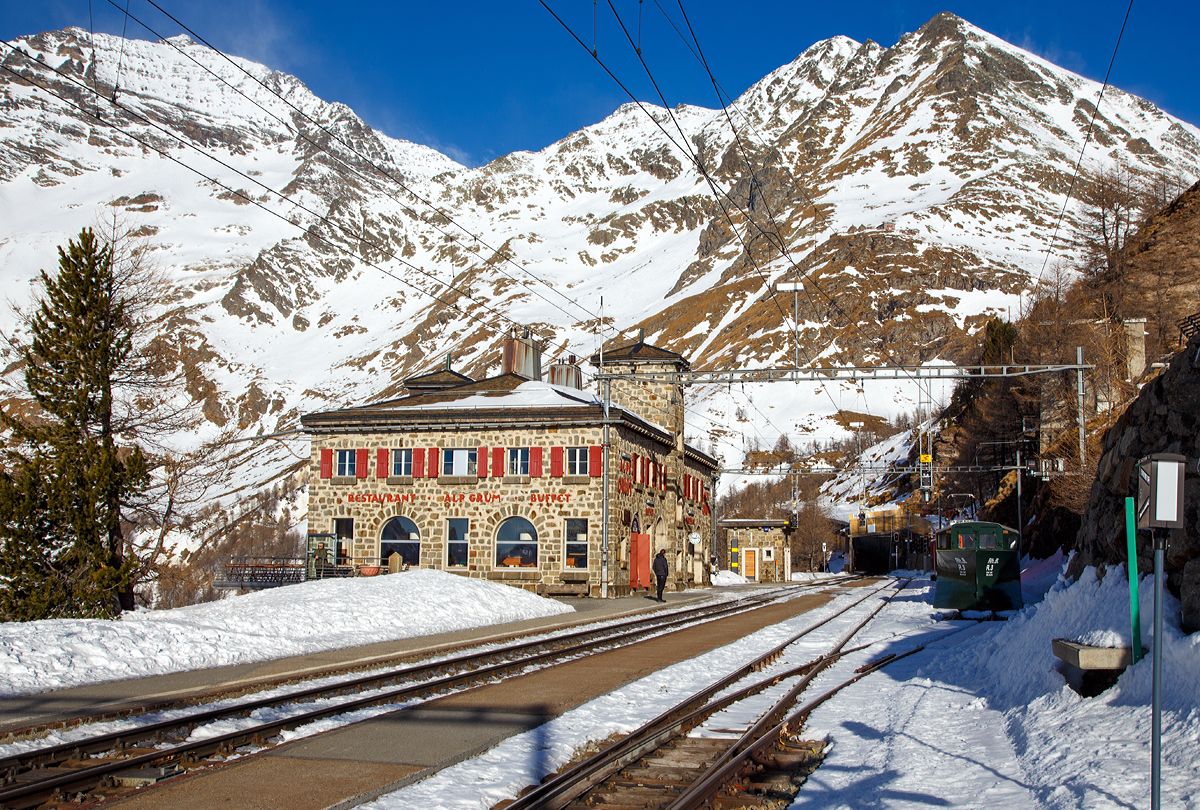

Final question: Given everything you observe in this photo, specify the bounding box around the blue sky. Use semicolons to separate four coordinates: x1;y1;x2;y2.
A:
3;1;1197;167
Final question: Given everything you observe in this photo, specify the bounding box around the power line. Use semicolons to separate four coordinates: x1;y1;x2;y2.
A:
0;45;520;348
591;0;884;435
543;0;917;393
1035;0;1136;284
669;0;848;419
5;35;603;388
132;0;614;338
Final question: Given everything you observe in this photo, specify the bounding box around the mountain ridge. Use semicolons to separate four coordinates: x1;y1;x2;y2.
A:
1;12;1198;504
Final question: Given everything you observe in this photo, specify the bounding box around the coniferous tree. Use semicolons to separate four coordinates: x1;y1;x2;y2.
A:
0;228;147;619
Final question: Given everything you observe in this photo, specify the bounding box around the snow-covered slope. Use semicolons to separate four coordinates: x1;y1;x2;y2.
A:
2;13;1198;500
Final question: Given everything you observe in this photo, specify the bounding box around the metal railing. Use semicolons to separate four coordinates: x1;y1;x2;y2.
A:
214;556;396;589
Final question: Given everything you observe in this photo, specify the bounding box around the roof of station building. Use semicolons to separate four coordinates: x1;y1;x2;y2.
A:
588;335;690;370
301;375;718;469
401;367;475;392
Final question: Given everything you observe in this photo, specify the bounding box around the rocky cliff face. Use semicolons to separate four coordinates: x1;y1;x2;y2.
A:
2;13;1199;500
1074;338;1200;632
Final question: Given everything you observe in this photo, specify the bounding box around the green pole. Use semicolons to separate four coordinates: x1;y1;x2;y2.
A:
1125;497;1142;664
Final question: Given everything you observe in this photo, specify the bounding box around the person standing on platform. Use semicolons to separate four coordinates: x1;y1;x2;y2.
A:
653;550;669;602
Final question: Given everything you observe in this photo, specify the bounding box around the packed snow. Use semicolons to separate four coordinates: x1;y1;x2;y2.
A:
0;570;572;699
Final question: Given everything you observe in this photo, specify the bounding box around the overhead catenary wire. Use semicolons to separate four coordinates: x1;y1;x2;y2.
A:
3;35;602;388
112;0;131;100
579;0;888;438
542;1;919;391
668;0;852;421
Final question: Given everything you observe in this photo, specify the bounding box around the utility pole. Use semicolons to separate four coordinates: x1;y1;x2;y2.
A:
776;282;803;370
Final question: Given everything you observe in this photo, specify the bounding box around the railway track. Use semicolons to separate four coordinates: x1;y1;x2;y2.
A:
0;579;861;809
496;577;919;810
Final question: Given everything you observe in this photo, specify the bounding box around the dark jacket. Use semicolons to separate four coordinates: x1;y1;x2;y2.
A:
652;552;669;578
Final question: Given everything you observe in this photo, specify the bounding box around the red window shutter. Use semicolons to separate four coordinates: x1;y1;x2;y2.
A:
530;446;543;478
492;447;505;477
428;448;440;478
319;448;333;479
632;454;640;484
356;448;369;479
377;448;389;479
413;448;426;478
478;446;489;478
684;474;691;500
550;446;564;477
589;445;602;477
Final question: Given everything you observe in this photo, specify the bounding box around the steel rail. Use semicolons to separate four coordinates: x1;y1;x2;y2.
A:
665;579;913;809
499;579;897;810
0;583;836;807
0;586;803;769
668;634;933;810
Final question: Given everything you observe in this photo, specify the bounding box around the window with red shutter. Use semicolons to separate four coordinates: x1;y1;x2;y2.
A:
413;448;426;478
478;446;489;478
376;448;389;479
356;448;369;479
428;448;439;478
530;446;543;478
550;446;564;477
589;445;602;477
319;448;333;479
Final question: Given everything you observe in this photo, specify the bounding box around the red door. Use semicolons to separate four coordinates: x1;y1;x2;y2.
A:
629;533;651;588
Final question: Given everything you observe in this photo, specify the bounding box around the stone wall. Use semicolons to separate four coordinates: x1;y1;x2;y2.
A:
308;422;714;596
1072;334;1200;632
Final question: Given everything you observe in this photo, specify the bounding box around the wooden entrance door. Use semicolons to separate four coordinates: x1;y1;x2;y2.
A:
629;533;651;588
743;549;758;581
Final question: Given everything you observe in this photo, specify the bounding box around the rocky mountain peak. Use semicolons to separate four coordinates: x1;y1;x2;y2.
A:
1;14;1198;499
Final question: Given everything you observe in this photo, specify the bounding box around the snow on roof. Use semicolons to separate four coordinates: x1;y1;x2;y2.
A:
395;380;601;411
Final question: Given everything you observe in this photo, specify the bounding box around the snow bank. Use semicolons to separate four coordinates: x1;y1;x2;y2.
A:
805;562;1200;808
711;570;747;586
1021;548;1068;604
790;572;842;583
0;570;573;699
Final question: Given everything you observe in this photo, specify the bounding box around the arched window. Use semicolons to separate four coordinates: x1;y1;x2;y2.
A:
496;517;537;568
381;516;421;566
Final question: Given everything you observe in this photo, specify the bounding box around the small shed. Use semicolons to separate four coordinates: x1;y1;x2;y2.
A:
719;518;791;583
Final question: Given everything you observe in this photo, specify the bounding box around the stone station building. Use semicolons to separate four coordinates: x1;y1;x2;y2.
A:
720;518;792;583
300;333;717;597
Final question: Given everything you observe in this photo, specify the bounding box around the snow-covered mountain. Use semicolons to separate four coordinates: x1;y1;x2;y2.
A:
2;12;1198;497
